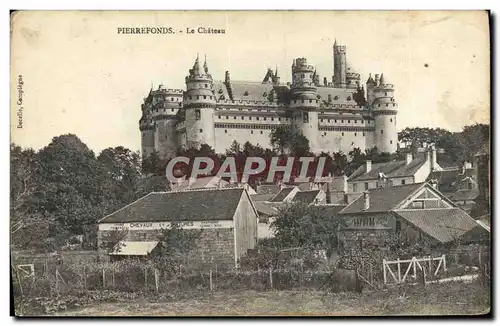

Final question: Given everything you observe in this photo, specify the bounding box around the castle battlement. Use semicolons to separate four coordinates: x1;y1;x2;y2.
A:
140;43;399;158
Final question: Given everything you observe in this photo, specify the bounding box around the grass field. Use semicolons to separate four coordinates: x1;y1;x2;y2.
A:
52;282;490;317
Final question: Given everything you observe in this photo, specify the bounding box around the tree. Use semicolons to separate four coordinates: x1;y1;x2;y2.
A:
271;202;344;255
270;125;293;154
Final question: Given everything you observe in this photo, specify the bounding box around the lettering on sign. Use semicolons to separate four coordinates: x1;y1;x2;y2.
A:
99;220;233;231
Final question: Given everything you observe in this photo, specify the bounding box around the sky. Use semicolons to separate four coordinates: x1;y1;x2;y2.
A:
10;10;490;154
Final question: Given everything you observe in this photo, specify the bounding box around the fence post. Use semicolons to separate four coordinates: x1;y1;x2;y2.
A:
369;263;373;284
269;267;273;289
112;268;115;288
428;256;432;276
397;258;401;283
382;259;387;285
478;250;482;266
102;269;106;288
412;257;417;279
209;270;213;292
145;268;148;291
443;254;447;272
154;269;159;292
55;269;59;293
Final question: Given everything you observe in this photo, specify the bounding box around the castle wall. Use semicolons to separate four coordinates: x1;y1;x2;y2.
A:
374;113;398;153
141;129;155;158
185;107;216;149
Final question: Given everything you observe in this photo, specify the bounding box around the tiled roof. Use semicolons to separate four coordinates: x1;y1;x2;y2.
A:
316;87;359;105
99;188;245;223
293;190;321;204
270;187;295;202
339;183;425;214
394;208;479;243
250;193;275;202
348;155;428;182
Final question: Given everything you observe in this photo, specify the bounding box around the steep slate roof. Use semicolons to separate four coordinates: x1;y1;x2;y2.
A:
99;188;245;223
339;183;425;214
348;155;427;182
270;187;295;202
316;87;359;105
294;190;321;204
394;208;479;243
250;193;275;202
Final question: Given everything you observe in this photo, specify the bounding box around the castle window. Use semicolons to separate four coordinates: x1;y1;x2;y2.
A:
390;118;393;122
320;119;323;122
385;92;388;96
249;117;252;120
189;96;192;100
257;117;260;120
301;73;305;78
355;133;357;136
171;109;174;112
334;96;339;100
242;116;244;120
260;131;263;134
341;120;344;123
225;130;227;133
348;120;351;123
386;103;388;107
171;98;174;101
364;182;369;190
341;132;344;136
335;120;337;123
179;103;182;107
363;132;365;136
347;96;351;101
197;96;200;100
239;108;242;111
390;140;393;144
401;179;406;185
381;129;384;134
362;120;364;123
205;84;208;88
264;117;267;121
234;116;237;119
199;129;203;133
301;99;305;104
203;95;207;99
195;109;201;120
226;116;229;119
328;119;330;123
251;130;254;134
309;99;312;103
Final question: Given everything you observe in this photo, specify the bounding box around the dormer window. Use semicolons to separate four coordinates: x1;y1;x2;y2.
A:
244;91;249;96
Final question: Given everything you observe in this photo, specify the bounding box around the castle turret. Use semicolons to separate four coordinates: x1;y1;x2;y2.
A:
290;57;319;152
345;61;360;89
139;96;156;158
366;73;376;106
183;54;216;149
333;40;347;88
372;73;398;153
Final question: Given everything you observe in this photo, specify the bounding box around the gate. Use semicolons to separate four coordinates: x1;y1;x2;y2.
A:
382;255;447;285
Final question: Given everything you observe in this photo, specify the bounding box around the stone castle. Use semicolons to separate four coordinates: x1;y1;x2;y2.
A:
139;40;398;158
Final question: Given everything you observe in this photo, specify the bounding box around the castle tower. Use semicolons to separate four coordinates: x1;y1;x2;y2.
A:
183;54;216;149
372;73;398;153
365;73;376;106
345;61;361;89
333;40;347;88
139;89;156;158
290;57;320;152
151;84;183;159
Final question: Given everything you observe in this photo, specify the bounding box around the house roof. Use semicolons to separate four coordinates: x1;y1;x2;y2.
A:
256;184;281;195
315;205;347;218
99;188;246;223
254;201;279;217
110;241;159;256
449;188;480;201
270;187;295;202
173;176;228;190
339;183;425;214
394;208;479;243
427;167;475;193
348;155;428;182
250;193;275;202
293;190;321;204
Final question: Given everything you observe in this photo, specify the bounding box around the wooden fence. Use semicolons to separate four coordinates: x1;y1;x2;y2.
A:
382;255;447;285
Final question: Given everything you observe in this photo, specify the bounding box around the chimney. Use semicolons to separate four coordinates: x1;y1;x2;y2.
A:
406;153;413;165
363;191;370;210
430;145;437;172
464;161;472;169
365;160;372;173
343;193;349;205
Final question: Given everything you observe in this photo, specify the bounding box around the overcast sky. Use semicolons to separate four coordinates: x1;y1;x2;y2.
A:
11;10;490;154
